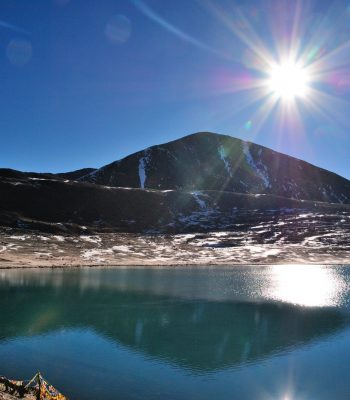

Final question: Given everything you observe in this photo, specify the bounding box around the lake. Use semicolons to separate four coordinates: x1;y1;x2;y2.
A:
0;265;350;400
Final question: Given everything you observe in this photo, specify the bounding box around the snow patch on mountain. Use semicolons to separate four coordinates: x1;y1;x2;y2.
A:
81;168;99;183
218;145;232;177
191;191;207;209
139;149;151;189
243;142;270;188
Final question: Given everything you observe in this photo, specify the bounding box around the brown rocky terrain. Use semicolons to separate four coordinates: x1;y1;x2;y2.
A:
0;384;35;400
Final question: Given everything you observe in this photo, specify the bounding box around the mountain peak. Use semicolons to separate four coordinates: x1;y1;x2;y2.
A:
165;131;243;147
77;132;350;204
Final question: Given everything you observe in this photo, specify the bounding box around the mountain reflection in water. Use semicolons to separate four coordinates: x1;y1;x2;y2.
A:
0;267;349;373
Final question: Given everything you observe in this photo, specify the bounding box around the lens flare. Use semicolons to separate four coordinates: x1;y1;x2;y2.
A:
132;0;350;141
267;61;310;101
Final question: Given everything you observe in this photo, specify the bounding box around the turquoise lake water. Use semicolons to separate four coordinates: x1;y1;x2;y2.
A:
0;265;350;399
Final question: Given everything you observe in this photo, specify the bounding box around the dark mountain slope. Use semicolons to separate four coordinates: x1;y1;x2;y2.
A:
55;167;97;180
0;167;96;181
79;132;350;204
1;174;349;234
0;168;55;180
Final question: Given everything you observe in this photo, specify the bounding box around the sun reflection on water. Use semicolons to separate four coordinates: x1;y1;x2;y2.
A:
269;265;344;307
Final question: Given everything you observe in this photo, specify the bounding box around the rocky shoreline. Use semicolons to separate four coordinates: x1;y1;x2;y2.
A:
0;385;35;400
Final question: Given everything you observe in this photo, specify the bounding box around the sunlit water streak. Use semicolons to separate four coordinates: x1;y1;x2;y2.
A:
267;264;347;307
0;265;350;400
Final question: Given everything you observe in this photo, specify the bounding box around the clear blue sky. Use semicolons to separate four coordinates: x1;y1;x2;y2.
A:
1;0;349;179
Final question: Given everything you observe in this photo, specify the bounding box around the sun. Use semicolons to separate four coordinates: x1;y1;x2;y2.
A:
267;61;310;101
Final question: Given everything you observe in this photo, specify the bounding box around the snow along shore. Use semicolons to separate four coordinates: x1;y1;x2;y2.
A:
1;212;350;268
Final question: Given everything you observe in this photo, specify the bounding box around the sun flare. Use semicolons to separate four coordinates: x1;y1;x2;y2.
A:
267;61;310;101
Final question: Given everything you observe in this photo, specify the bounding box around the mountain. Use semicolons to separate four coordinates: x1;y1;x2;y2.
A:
1;131;350;236
1;132;350;267
1;168;349;234
78;132;350;204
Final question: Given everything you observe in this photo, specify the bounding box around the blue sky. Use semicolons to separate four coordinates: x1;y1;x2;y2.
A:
1;0;350;179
